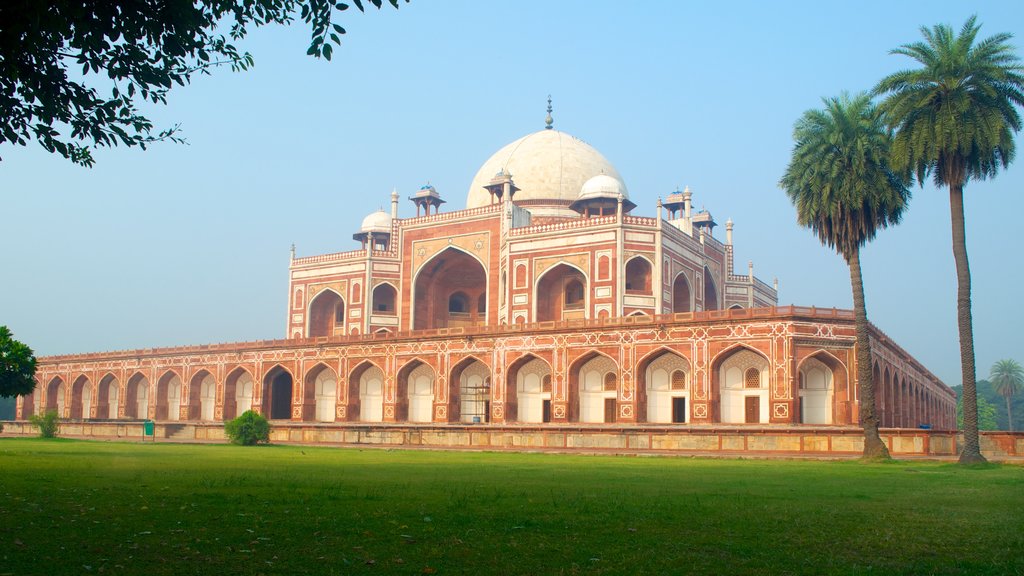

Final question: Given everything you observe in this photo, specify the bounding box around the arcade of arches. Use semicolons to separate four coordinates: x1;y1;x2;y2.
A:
20;315;956;431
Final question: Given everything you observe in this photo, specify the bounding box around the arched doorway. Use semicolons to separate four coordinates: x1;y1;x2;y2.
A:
798;356;834;424
185;372;216;421
157;372;183;421
307;289;345;337
349;362;384;422
507;354;552;423
262;367;294;420
413;248;487;330
536;263;588;322
715;347;769;423
571;353;618;423
639;350;691;423
223;368;255;420
672;273;691;313
303;364;338;423
46;377;66;417
70;375;93;419
450;357;490;423
703;266;719;311
125;374;150;419
97;374;120;419
372;283;397;315
624;257;652;294
397;360;435;423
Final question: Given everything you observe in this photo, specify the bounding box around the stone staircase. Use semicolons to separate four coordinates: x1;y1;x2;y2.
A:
162;423;195;441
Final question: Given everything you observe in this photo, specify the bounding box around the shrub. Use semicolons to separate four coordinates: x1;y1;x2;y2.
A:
224;410;270;445
29;410;60;438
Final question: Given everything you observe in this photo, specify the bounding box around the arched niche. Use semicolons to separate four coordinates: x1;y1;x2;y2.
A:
536;263;588;322
413;247;487;330
308;289;345;337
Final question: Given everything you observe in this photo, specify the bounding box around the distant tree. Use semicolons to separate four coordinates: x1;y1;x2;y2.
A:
0;0;406;167
990;359;1023;432
957;392;998;432
0;326;37;398
875;16;1024;464
780;92;910;460
29;410;60;438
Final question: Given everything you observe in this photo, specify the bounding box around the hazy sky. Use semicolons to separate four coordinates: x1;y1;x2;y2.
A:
2;1;1022;387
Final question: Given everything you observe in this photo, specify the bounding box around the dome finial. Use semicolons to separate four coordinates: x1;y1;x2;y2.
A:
544;95;553;130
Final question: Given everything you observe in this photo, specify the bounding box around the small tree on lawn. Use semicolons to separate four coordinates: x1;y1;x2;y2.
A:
225;410;270;445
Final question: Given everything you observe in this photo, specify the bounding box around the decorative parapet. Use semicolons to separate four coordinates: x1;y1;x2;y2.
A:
398;203;502;227
510;215;617;236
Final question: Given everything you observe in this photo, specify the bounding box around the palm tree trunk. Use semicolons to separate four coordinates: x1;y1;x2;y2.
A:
848;247;890;459
1006;395;1014;433
950;183;986;464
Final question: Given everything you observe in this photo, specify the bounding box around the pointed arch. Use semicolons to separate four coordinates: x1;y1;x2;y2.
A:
397;358;435;423
125;372;150;419
624;255;653;294
450;355;491;423
535;262;589;322
412;246;488;330
507;352;553;423
672;272;692;313
349;360;384;422
711;344;769;424
703;266;719;311
186;370;217;421
307;288;345;338
303;363;338;422
155;370;183;421
262;364;294;420
70;375;93;419
97;372;120;419
371;282;398;315
636;347;692;423
44;376;66;417
568;351;618;423
223;366;255;420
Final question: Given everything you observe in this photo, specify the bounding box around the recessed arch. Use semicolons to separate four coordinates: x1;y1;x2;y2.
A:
799;351;850;425
535;262;589;322
371;282;398;315
672;272;692;313
711;345;769;424
303;363;338;422
450;356;490;423
125;372;150;419
223;367;255;420
187;370;217;421
703;266;719;311
156;370;183;421
70;375;93;419
45;376;65;417
397;359;435;423
349;360;384;422
97;372;120;419
624;255;653;294
262;365;294;420
507;353;553;423
636;348;691;423
307;288;345;338
412;246;488;330
568;351;618;423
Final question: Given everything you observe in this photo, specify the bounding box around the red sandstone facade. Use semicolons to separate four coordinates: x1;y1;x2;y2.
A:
15;123;956;431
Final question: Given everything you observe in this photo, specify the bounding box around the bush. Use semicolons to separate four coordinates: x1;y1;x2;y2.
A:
29;410;60;438
224;410;270;445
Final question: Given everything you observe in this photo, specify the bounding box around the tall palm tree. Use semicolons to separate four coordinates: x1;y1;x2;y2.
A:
780;93;910;460
990;359;1023;432
875;16;1023;464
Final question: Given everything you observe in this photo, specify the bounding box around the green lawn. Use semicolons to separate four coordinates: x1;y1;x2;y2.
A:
1;439;1021;575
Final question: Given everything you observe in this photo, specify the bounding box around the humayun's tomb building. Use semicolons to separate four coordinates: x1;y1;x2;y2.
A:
10;107;971;456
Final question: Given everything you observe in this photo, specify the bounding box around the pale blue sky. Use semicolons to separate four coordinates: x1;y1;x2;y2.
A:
2;1;1022;387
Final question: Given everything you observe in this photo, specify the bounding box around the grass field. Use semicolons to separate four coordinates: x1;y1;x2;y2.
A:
1;439;1022;575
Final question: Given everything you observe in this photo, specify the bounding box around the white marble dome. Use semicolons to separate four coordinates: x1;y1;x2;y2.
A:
466;129;626;217
359;209;392;234
578;173;627;201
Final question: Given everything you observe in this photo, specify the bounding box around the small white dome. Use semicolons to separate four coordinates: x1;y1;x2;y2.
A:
578;173;627;201
360;209;392;234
